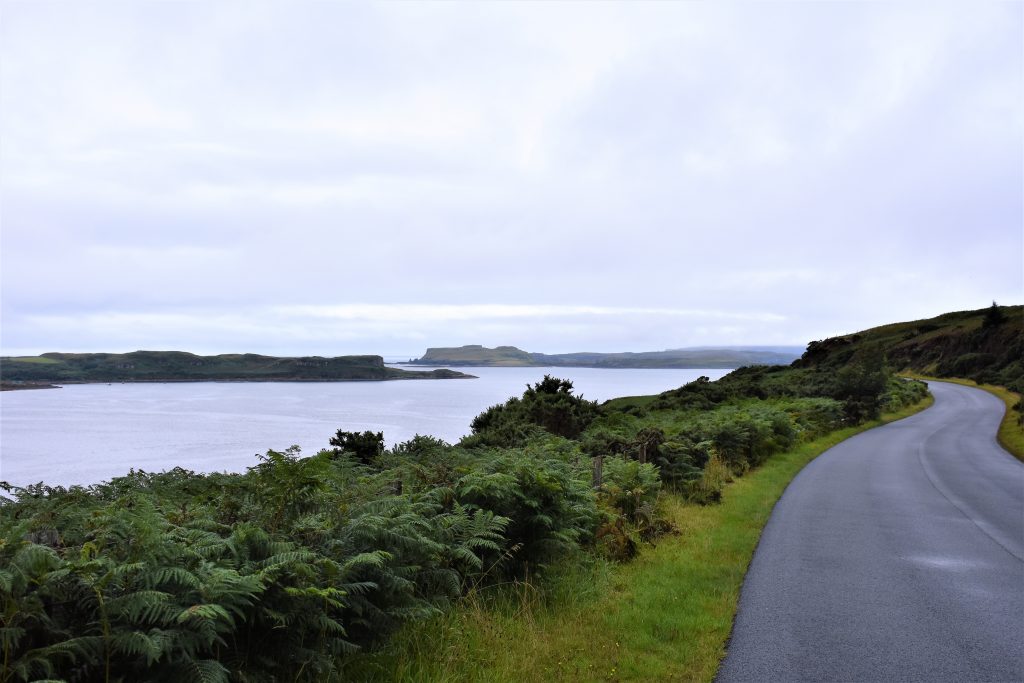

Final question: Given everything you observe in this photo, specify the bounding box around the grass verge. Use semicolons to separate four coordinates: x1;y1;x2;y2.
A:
341;396;934;682
901;374;1023;462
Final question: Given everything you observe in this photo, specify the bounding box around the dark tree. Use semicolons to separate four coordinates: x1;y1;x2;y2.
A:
631;426;665;464
982;301;1006;329
467;375;599;446
833;345;888;423
521;375;599;439
329;429;385;465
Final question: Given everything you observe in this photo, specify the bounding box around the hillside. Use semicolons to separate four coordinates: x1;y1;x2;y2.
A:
408;344;803;368
795;303;1022;392
0;350;472;388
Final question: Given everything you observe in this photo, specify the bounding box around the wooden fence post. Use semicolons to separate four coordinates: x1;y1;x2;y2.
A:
592;455;604;489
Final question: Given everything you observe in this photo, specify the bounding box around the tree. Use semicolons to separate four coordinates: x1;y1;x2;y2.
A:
520;375;599;439
833;345;888;423
982;301;1006;329
467;376;599;446
329;430;385;465
631;426;665;464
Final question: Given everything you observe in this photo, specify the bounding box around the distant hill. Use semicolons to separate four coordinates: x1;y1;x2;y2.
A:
795;303;1022;392
406;344;804;369
0;351;473;389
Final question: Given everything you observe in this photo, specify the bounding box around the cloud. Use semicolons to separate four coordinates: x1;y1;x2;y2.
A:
1;2;1020;356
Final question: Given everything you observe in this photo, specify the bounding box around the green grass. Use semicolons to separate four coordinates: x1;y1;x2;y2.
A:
340;396;934;682
2;356;63;364
600;394;660;411
902;374;1023;462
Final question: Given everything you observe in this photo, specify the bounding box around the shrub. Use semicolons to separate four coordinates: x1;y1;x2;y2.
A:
467;376;599;448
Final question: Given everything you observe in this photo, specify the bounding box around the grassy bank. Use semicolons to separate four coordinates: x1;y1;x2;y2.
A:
342;395;934;682
903;374;1023;461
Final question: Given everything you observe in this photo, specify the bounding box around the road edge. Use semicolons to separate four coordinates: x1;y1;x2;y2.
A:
711;391;936;682
901;374;1023;462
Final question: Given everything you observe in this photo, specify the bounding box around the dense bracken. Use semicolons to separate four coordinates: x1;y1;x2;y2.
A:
2;357;928;681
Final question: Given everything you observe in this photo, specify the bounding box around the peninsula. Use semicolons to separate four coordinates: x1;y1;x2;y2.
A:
404;345;804;368
0;350;473;389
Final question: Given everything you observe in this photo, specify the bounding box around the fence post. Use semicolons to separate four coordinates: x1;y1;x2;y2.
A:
592;455;604;489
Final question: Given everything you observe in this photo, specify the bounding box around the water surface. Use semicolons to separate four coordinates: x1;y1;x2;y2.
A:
0;367;729;487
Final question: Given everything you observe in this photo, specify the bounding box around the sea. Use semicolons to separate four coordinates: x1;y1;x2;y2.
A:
0;366;730;488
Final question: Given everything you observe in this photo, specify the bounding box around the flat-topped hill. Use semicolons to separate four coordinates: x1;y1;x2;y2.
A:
410;345;803;368
0;350;472;388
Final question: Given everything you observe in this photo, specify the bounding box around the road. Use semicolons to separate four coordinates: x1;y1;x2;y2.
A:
717;381;1024;682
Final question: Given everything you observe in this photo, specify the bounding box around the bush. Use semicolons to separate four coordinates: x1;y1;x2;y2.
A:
465;376;599;448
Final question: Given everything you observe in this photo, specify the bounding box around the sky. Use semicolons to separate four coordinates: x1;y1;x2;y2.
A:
1;1;1021;358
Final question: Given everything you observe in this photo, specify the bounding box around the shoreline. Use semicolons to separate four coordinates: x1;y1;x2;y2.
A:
0;382;62;391
0;374;477;391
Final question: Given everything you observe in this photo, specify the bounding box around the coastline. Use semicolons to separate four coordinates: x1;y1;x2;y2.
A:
0;374;477;391
0;382;62;391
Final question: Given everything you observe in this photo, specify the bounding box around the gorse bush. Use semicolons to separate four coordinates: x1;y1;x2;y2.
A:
465;375;599;447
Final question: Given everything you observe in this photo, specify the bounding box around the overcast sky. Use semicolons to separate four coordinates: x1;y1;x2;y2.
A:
1;2;1020;358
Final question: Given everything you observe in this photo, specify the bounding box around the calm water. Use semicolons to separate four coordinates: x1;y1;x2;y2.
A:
0;366;729;487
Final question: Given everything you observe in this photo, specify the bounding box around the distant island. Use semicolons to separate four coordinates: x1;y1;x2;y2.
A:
0;351;473;390
403;344;804;368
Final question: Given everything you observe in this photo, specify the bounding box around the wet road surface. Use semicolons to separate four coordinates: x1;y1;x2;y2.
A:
717;381;1024;682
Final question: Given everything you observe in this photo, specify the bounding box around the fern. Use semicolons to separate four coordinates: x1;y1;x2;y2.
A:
177;658;230;683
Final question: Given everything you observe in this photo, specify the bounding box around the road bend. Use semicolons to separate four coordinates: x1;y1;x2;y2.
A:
717;381;1023;682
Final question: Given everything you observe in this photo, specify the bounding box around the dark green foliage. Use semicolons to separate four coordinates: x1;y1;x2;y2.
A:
650;437;706;490
329;430;385;466
983;301;1006;329
465;375;599;447
580;429;631;458
832;346;888;422
649;375;730;411
456;446;599;574
630;427;665;464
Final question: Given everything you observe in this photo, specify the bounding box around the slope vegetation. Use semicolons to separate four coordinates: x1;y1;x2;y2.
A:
797;303;1022;392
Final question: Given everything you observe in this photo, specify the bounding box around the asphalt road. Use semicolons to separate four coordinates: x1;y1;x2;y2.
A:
717;381;1024;682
